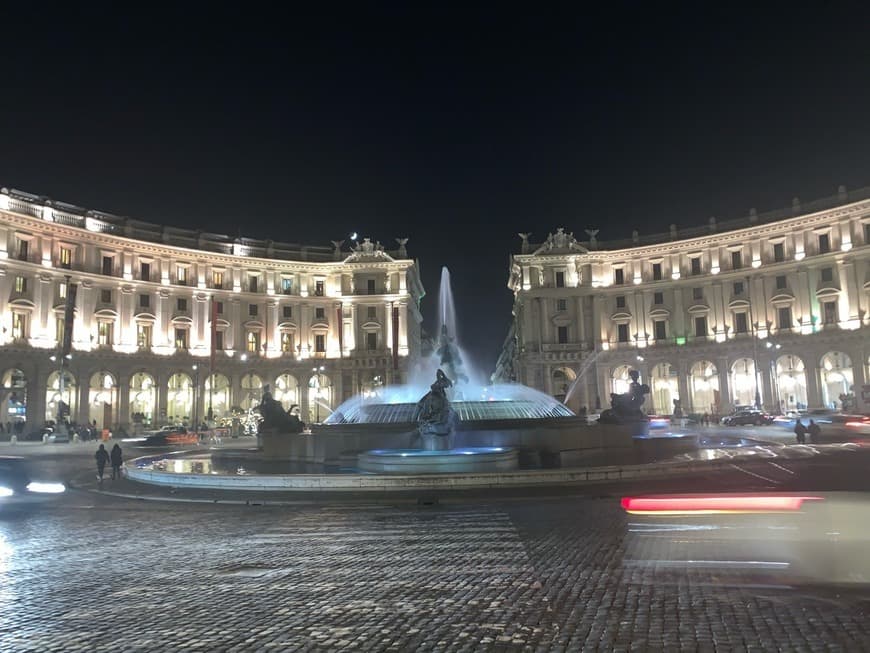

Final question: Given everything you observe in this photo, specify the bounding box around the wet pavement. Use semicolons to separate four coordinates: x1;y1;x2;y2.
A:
0;438;869;650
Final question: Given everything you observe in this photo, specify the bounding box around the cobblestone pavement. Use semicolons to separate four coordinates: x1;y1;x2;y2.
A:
1;491;869;651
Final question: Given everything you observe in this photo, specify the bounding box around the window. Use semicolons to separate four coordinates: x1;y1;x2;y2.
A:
818;233;830;254
59;246;72;269
555;271;565;288
615;296;626;309
775;275;787;290
616;323;629;342
694;316;707;337
140;261;151;281
734;312;748;334
177;298;187;311
176;266;188;285
820;267;833;282
14;276;27;294
282;305;292;319
97;321;113;346
248;275;258;292
246;330;261;353
11;312;27;339
137;324;152;348
731;251;742;269
777;306;793;329
654;320;666;340
216;301;224;315
773;242;785;262
281;278;292;294
556;299;567;311
614;268;625;285
366;279;376;294
174;328;188;349
249;304;258;317
315;280;324;296
16;238;29;261
733;281;744;296
102;256;114;276
101;290;112;304
280;331;293;352
59;282;67;300
367;306;377;320
652;263;662;281
692;287;703;300
139;294;150;309
212;271;224;289
653;292;663;305
823;301;837;325
315;334;326;353
690;258;701;275
557;326;568;344
366;332;378;350
214;330;224;351
315;307;325;319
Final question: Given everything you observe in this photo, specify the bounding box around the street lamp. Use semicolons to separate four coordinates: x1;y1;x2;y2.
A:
191;364;200;434
766;341;782;414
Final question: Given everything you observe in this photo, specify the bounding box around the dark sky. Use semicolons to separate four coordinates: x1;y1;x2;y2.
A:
3;5;870;372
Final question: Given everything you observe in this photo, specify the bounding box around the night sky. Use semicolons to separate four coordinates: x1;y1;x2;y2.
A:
3;5;870;373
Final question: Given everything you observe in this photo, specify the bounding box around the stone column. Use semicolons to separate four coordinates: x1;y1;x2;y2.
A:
804;359;822;409
118;374;131;430
717;357;731;415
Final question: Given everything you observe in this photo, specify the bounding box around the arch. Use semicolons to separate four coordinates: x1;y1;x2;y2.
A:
1;368;28;428
88;371;117;429
129;372;156;429
650;362;679;414
307;372;333;425
203;373;231;421
46;370;77;424
166;372;193;425
610;365;633;397
240;373;263;411
775;355;807;412
551;367;577;402
273;373;300;411
730;358;758;409
820;351;853;410
689;360;720;415
357;371;385;400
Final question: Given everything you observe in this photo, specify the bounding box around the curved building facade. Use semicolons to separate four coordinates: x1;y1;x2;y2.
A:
498;187;870;416
0;188;424;432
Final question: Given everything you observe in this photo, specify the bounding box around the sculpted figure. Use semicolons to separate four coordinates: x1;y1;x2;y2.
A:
413;369;455;450
598;370;650;424
256;385;304;434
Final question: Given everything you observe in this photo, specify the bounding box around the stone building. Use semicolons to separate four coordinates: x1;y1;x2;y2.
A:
497;187;870;416
0;187;424;432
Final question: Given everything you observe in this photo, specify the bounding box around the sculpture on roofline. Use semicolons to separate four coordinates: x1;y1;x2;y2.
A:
518;232;531;254
395;237;409;258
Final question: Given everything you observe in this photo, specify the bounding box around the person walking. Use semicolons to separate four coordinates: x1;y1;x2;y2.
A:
808;419;821;444
794;418;807;444
110;443;123;480
95;443;110;481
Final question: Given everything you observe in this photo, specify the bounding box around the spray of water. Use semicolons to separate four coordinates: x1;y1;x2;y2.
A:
563;349;601;408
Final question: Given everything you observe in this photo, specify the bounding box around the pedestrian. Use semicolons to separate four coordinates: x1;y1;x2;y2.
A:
808;419;821;444
794;418;807;444
702;412;709;426
95;443;110;481
110;443;123;480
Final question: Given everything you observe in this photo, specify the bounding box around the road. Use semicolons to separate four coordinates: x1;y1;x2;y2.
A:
0;436;869;651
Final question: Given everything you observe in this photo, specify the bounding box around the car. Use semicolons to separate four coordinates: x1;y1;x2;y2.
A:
123;425;200;447
722;410;773;426
0;456;66;510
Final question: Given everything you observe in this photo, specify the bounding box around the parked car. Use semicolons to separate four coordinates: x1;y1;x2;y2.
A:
723;410;774;426
0;456;65;510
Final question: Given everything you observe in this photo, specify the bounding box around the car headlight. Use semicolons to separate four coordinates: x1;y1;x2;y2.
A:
26;482;65;494
0;486;13;498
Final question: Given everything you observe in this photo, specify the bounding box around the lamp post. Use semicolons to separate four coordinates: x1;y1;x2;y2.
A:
191;364;200;434
766;341;782;414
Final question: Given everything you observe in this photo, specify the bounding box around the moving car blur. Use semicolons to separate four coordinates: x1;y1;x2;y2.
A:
0;456;66;510
622;491;870;586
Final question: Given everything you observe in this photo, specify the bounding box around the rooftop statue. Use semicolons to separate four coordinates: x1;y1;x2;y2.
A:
598;370;650;424
413;369;455;450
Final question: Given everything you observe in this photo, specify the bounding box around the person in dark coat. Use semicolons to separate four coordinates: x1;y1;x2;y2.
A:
808;419;821;444
794;419;807;444
110;443;123;480
95;444;110;481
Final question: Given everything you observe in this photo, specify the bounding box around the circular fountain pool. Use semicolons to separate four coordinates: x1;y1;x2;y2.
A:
357;446;518;474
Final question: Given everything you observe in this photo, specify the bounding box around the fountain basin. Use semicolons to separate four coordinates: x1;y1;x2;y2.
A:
357;447;518;474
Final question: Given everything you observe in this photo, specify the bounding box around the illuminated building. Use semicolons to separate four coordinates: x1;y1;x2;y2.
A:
498;187;870;415
0;188;423;430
